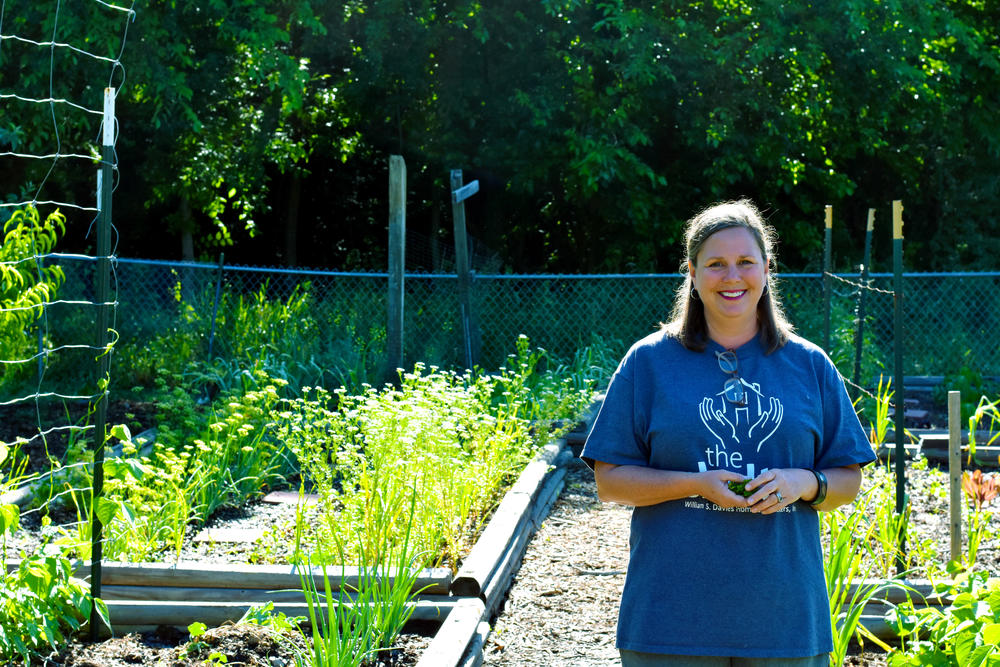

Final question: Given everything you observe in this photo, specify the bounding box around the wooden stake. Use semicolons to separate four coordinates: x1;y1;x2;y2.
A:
949;390;963;564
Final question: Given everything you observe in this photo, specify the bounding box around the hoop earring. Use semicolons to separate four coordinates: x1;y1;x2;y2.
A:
691;288;700;300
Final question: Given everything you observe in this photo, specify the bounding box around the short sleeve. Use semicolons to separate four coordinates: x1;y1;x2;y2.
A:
580;353;650;470
814;356;877;470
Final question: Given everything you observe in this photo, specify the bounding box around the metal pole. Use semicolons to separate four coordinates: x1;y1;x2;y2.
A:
36;254;45;383
852;209;875;391
892;200;906;573
387;156;406;378
823;205;832;354
949;390;962;564
90;87;115;638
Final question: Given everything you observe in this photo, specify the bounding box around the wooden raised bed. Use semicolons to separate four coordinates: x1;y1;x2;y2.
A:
1;432;578;664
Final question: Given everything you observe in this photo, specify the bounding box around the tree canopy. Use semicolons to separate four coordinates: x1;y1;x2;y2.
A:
1;0;998;273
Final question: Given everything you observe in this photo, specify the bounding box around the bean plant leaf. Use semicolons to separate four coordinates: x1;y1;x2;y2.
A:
94;497;121;527
110;424;132;443
104;458;149;481
982;622;1000;646
0;503;18;534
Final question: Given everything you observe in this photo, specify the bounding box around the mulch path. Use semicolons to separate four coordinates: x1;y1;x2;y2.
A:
482;456;901;666
483;456;629;666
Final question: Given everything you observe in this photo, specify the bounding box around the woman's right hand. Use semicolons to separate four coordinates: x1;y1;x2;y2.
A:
697;469;751;508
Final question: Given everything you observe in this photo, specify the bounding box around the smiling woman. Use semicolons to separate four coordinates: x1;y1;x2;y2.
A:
581;199;875;666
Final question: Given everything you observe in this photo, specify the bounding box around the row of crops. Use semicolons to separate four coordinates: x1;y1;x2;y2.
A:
1;328;604;663
0;214;611;663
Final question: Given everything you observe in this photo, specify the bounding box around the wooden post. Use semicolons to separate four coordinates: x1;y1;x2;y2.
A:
823;205;833;354
949;390;962;564
91;87;116;638
450;170;480;370
852;209;875;391
387;155;406;379
892;200;906;573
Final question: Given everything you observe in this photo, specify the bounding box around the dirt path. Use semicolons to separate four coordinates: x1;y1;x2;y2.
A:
483;456;630;666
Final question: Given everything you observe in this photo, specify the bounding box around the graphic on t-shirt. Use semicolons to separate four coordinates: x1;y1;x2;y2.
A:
699;377;783;454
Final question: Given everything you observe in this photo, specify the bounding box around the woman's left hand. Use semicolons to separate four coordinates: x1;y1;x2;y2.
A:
745;468;814;515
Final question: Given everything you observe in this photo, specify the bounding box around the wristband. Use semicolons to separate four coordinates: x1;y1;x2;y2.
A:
809;469;828;507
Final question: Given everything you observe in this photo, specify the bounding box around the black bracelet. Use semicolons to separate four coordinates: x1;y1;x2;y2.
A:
809;469;828;507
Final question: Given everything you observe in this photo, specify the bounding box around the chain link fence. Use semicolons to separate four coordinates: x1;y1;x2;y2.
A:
42;258;1000;390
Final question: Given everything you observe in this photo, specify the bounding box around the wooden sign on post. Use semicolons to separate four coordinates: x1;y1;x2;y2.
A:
450;170;481;370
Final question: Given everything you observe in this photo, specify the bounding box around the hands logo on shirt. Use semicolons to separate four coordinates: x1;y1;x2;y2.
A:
699;379;783;453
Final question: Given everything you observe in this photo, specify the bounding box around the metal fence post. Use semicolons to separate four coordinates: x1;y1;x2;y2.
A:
90;87;115;638
852;208;875;391
893;200;907;574
823;205;832;354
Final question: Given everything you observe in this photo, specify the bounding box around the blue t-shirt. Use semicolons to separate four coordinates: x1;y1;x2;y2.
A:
581;330;876;658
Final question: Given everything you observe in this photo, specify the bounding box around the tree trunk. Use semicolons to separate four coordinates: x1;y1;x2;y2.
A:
180;197;195;261
284;172;301;267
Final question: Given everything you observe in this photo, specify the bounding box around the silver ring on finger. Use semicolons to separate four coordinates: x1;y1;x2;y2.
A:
775;490;784;503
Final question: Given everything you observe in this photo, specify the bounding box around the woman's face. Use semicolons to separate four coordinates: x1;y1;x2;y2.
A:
689;226;768;334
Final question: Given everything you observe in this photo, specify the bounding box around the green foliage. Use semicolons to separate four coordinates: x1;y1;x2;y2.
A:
7;2;1000;271
0;206;66;391
53;376;297;562
823;490;897;664
887;572;1000;666
282;340;595;570
295;489;427;667
0;550;108;664
936;359;997;426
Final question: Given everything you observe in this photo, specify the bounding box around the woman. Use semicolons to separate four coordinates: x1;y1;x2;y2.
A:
581;199;875;666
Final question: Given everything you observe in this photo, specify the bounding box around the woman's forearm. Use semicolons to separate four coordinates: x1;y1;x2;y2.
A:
593;461;747;508
807;464;862;511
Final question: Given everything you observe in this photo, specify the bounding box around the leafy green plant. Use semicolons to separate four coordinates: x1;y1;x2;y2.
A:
0;549;109;664
283;347;594;571
886;571;1000;666
823;487;898;665
867;375;894;450
967;395;1000;466
0;205;66;391
53;377;298;562
959;469;999;572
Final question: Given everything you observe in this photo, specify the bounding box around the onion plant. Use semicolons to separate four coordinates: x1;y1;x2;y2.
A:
824;487;897;665
295;488;428;667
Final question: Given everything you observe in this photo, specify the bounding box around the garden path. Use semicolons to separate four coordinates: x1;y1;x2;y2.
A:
482;456;630;666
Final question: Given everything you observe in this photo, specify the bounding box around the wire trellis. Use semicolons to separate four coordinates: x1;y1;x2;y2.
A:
0;0;136;631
